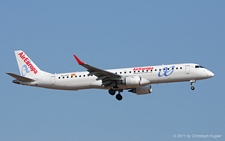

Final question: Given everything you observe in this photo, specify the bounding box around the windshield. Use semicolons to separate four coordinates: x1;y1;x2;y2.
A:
195;65;204;68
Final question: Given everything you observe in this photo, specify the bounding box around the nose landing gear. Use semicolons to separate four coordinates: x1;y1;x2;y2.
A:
190;80;196;90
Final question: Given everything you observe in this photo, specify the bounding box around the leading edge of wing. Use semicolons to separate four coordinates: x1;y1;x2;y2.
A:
73;55;121;79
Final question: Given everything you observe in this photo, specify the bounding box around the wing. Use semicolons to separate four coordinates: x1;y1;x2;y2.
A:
6;72;35;82
73;55;121;85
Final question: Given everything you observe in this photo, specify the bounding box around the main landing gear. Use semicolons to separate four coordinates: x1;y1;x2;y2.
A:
116;93;123;101
108;88;116;95
108;88;123;101
190;80;196;90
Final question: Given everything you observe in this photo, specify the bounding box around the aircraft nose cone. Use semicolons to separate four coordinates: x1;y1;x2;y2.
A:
207;71;214;78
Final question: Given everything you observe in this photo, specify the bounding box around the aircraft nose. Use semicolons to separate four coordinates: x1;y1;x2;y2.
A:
207;70;214;78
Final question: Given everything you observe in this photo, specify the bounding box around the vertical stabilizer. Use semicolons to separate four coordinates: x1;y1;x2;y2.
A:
15;50;43;77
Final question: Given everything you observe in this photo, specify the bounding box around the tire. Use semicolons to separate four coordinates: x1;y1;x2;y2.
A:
116;94;122;101
108;89;116;95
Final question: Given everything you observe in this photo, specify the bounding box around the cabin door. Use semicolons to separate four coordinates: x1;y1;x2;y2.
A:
51;76;55;85
185;65;190;74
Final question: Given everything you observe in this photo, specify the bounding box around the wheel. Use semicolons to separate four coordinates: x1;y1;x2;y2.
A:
191;86;195;90
116;93;123;101
108;89;116;95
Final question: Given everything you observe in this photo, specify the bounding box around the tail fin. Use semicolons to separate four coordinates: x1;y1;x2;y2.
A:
15;50;49;77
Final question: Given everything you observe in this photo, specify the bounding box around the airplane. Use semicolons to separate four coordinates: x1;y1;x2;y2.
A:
7;50;214;101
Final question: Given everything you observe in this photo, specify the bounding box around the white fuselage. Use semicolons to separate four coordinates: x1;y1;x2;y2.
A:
8;50;215;100
24;63;214;90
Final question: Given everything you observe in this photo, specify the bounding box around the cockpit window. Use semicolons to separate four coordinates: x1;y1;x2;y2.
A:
195;65;204;68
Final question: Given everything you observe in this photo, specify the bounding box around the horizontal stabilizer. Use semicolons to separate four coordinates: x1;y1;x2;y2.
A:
6;72;35;82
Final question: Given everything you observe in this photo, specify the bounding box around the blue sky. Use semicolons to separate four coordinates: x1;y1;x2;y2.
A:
0;1;224;141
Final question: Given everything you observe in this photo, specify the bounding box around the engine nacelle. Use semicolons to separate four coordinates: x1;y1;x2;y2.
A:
129;84;152;95
122;76;150;87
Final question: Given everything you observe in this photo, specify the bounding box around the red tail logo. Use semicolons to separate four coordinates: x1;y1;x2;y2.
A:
18;52;38;74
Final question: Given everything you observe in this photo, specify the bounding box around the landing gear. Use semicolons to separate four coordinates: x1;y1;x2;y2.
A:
108;88;123;101
108;88;116;95
111;81;119;89
190;80;196;90
116;93;123;101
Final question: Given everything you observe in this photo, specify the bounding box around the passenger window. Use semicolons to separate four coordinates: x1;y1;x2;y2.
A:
58;77;60;79
155;69;157;71
180;67;182;69
176;67;178;69
129;71;131;73
120;72;122;74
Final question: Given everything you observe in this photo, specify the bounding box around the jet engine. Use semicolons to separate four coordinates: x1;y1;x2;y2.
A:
122;76;150;87
129;84;152;95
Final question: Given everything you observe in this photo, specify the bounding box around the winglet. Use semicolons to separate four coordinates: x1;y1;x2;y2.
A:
73;55;85;65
